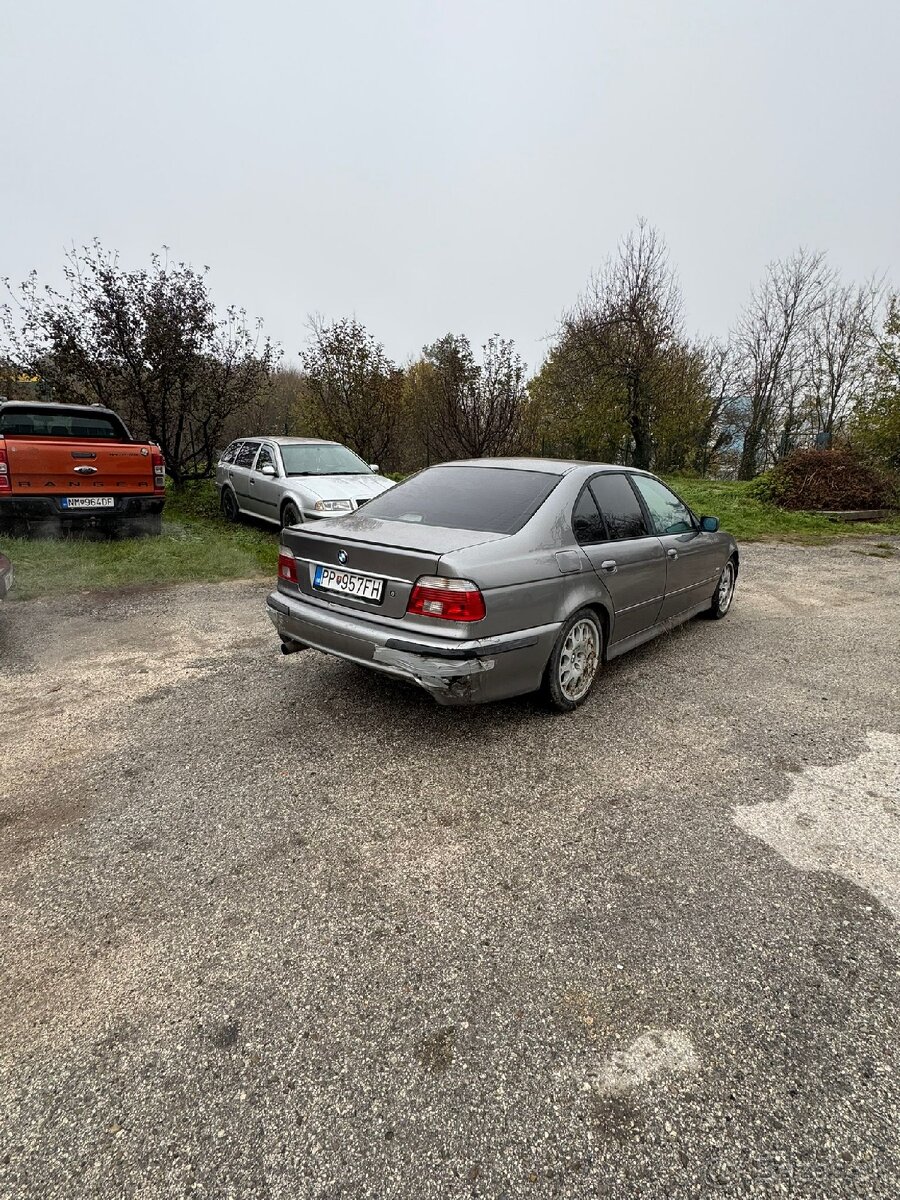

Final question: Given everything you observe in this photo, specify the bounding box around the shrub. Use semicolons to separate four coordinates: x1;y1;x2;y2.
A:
764;448;897;511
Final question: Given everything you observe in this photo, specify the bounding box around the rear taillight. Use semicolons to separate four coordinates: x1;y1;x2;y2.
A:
407;576;486;622
0;440;9;493
278;547;298;584
151;446;166;493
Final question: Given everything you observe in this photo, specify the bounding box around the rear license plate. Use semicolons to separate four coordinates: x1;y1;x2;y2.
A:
62;497;115;509
314;564;384;602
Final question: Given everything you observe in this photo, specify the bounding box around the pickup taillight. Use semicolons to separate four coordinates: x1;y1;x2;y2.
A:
151;446;166;493
0;440;10;493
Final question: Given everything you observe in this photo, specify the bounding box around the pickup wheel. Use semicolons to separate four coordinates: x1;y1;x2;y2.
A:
221;487;240;523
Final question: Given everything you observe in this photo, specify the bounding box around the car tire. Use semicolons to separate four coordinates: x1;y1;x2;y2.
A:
542;607;603;712
707;556;737;620
221;487;240;523
281;500;302;529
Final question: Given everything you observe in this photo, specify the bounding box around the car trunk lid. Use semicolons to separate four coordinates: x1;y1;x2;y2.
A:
281;516;505;620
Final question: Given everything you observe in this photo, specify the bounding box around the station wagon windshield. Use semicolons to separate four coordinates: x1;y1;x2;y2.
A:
359;465;560;534
279;444;371;476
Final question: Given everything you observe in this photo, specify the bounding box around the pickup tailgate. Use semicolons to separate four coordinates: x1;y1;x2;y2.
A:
6;438;156;495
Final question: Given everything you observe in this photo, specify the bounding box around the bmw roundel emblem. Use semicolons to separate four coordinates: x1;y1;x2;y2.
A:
337;549;348;565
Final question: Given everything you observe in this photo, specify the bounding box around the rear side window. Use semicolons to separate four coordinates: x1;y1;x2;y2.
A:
233;441;259;468
590;473;648;540
572;486;606;544
0;406;127;439
360;465;561;534
220;441;242;464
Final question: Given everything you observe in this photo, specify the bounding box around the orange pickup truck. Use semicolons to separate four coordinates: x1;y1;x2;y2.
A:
0;400;166;535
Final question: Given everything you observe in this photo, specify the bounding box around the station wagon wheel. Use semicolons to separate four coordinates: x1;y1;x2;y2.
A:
708;557;736;620
543;608;603;712
281;500;302;529
221;487;239;522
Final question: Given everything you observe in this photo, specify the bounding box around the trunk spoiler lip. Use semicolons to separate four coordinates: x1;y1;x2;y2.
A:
281;521;507;557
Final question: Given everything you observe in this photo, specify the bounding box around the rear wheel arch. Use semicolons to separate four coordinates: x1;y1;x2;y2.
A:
585;601;611;659
220;485;240;520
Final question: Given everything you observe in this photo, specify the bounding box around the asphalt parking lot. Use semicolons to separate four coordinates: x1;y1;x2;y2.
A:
1;540;899;1199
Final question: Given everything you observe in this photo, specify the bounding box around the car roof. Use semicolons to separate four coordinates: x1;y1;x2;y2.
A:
228;436;341;446
432;457;649;477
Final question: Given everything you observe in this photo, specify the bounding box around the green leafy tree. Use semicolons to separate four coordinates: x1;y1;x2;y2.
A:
561;221;683;470
300;317;402;468
853;294;900;473
417;333;527;460
1;242;279;485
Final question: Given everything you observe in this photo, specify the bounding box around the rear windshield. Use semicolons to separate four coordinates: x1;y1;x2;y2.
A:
359;465;560;534
0;406;128;440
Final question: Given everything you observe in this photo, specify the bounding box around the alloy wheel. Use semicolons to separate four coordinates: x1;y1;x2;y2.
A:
717;561;735;614
557;617;600;703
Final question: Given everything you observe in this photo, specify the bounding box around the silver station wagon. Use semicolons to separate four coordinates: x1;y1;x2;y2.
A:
267;459;739;710
216;437;394;529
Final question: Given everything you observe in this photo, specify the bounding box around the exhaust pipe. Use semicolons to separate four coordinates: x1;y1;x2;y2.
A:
280;640;307;655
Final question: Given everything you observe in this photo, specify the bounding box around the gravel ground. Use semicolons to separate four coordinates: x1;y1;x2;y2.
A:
1;540;899;1199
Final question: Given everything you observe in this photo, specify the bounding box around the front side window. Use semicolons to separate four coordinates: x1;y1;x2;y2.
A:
630;475;695;536
589;473;648;540
572;486;606;544
255;445;277;473
233;441;260;468
280;443;371;477
360;465;561;534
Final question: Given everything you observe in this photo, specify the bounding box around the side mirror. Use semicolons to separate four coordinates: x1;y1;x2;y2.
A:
260;463;277;478
699;515;719;533
368;463;379;473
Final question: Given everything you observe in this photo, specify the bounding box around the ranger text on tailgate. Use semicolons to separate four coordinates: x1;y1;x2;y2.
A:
0;401;166;535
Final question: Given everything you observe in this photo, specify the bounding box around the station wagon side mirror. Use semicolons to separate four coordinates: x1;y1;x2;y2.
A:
368;463;379;473
260;463;277;478
699;514;719;533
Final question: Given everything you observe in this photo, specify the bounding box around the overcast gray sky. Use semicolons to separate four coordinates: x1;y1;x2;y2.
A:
2;0;897;371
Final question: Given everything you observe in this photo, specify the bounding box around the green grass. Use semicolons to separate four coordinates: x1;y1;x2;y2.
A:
5;483;278;602
4;476;898;602
667;477;900;542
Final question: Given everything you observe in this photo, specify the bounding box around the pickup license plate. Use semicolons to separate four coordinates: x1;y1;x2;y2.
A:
62;496;115;509
314;564;384;602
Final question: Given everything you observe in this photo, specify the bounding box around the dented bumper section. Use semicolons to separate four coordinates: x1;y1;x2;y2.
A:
372;646;495;700
266;591;557;706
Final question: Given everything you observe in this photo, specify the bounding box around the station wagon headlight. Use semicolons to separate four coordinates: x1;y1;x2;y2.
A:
314;499;353;512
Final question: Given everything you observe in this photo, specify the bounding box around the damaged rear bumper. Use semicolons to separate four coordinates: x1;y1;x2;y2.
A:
266;591;558;706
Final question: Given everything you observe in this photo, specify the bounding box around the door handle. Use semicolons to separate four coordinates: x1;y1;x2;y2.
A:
249;479;255;486
600;559;618;573
667;548;678;559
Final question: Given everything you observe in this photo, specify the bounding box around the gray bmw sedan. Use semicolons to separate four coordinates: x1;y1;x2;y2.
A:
266;459;739;710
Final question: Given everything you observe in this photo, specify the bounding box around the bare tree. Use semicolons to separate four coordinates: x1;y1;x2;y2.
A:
300;316;401;467
691;339;743;476
733;248;829;478
423;333;526;459
562;220;683;469
806;279;879;441
1;243;279;485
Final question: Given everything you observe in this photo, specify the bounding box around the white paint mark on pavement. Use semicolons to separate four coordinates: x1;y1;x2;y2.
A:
734;731;900;920
593;1029;699;1095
